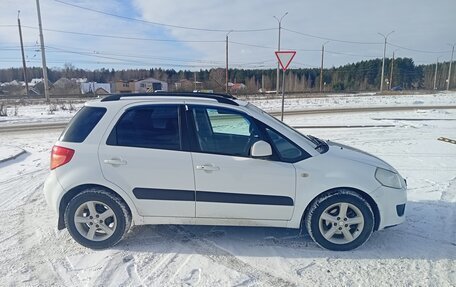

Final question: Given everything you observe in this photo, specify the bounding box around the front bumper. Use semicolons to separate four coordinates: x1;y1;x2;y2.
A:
373;185;407;230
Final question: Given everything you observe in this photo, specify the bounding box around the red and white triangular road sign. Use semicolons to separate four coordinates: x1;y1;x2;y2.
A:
275;51;296;71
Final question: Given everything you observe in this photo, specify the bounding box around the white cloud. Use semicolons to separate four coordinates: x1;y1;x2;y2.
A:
0;0;454;70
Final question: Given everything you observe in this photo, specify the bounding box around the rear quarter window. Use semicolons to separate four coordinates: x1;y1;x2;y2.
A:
59;106;106;143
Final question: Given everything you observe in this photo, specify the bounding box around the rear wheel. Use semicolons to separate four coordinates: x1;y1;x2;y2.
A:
65;189;131;249
305;190;374;251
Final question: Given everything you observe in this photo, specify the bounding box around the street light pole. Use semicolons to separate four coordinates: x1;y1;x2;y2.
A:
447;43;455;91
274;12;288;96
378;31;394;93
320;41;329;93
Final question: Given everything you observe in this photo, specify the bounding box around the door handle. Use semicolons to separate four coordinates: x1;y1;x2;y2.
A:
103;158;127;166
196;164;220;171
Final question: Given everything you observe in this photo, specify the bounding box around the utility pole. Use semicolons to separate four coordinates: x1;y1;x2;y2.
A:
319;41;329;92
273;12;288;96
261;74;265;93
389;51;395;90
225;30;232;93
193;71;197;91
36;0;50;102
447;43;455;91
433;57;440;90
17;10;29;95
378;31;394;93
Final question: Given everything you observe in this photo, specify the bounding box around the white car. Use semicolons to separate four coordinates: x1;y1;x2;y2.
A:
43;92;407;251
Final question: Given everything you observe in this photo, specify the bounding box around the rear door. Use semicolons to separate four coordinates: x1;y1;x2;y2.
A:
98;104;196;217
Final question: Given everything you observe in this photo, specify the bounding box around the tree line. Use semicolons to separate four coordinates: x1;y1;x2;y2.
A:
0;58;454;93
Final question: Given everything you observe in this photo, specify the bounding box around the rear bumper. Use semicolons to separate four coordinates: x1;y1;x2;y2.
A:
43;171;64;214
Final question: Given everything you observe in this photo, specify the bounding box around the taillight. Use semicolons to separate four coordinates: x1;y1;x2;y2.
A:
50;145;75;170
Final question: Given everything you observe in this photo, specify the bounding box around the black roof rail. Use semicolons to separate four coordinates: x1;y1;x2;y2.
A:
100;92;238;106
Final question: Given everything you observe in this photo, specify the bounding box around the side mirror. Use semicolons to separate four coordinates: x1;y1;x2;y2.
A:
250;140;272;158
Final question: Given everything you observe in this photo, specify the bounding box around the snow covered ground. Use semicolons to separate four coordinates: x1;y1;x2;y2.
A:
0;92;455;126
0;102;84;126
0;94;455;286
250;91;456;113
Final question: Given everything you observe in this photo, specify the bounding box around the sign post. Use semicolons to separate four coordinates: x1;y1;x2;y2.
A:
275;51;296;121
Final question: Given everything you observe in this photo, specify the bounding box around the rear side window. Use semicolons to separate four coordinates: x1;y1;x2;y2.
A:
59;106;106;143
107;105;181;150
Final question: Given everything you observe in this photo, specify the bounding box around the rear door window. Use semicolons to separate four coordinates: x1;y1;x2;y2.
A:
107;105;181;150
59;106;106;143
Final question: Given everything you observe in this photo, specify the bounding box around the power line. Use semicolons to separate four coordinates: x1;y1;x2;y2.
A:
21;25;224;43
325;50;379;58
229;41;275;49
46;45;225;64
43;46;277;69
6;23;453;58
230;41;321;53
387;42;451;54
53;0;276;33
282;27;383;45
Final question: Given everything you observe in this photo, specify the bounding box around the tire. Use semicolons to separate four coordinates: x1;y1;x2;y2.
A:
305;189;374;251
64;189;131;249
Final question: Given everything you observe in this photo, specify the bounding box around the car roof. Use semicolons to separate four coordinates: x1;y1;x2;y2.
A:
86;92;249;109
100;92;239;106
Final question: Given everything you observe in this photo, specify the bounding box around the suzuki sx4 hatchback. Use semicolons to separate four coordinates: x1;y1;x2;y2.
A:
43;93;407;251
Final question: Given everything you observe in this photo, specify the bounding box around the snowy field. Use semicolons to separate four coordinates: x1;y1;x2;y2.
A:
250;91;456;113
0;92;455;126
0;95;455;286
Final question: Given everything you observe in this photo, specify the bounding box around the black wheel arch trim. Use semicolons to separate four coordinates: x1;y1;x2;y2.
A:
301;187;381;232
58;184;132;230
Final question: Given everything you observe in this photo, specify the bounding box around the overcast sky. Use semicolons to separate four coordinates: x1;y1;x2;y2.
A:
0;0;454;71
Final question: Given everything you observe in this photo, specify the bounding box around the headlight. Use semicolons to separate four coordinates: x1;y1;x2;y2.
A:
375;168;402;189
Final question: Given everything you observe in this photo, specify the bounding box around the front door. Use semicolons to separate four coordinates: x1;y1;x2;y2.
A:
188;105;296;220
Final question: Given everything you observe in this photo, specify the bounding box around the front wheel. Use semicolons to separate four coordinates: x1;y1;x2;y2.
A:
305;190;374;251
64;189;131;249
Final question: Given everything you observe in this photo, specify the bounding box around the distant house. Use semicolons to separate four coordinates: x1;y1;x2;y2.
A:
114;80;135;93
174;79;193;91
135;78;168;93
174;79;203;91
81;82;111;94
30;80;53;95
71;78;88;84
114;78;168;93
6;80;21;86
29;78;43;87
229;82;246;93
94;87;110;95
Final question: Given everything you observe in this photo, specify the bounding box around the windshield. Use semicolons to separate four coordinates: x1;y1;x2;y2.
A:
245;103;317;148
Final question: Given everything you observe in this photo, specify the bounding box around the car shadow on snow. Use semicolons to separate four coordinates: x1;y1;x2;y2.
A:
113;200;455;260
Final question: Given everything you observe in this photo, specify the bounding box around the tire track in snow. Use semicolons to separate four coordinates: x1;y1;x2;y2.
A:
158;225;298;287
0;168;47;211
0;171;62;285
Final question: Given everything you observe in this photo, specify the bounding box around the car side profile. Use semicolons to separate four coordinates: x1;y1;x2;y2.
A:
43;92;407;251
